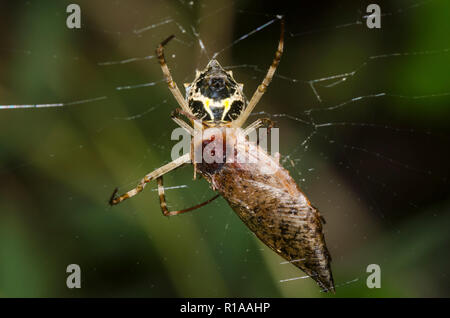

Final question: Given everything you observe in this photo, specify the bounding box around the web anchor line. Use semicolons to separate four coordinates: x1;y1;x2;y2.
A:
0;96;107;110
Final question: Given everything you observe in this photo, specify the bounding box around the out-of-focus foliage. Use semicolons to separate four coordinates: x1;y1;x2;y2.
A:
0;0;449;297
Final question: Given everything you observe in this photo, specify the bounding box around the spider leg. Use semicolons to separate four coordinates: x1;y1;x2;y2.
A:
169;108;203;180
157;176;220;216
156;35;192;115
109;153;191;205
233;17;284;128
172;107;203;131
171;108;200;123
243;118;275;136
171;110;194;135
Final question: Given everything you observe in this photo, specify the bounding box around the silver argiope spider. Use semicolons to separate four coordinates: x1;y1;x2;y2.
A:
109;17;335;292
109;19;284;213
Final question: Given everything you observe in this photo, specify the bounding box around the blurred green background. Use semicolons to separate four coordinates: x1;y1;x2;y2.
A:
0;0;449;297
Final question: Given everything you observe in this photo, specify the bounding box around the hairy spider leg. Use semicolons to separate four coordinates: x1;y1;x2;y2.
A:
156;35;192;116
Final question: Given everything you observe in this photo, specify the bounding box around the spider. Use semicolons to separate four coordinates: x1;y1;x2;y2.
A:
109;19;284;212
109;17;335;292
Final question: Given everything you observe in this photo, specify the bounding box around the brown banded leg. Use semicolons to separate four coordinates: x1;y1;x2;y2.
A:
109;153;191;205
156;35;192;115
233;18;285;128
157;176;220;216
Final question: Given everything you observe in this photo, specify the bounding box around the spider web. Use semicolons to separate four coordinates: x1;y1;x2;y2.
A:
0;0;449;297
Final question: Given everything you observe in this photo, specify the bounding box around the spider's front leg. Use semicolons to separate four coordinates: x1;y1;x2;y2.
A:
156;35;192;116
109;153;191;205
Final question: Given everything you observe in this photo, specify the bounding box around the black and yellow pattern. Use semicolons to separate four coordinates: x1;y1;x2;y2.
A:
185;59;246;125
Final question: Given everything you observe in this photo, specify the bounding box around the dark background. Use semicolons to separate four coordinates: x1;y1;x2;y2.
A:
0;0;449;297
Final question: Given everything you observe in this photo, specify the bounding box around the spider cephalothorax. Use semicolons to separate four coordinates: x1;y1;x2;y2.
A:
185;59;245;125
